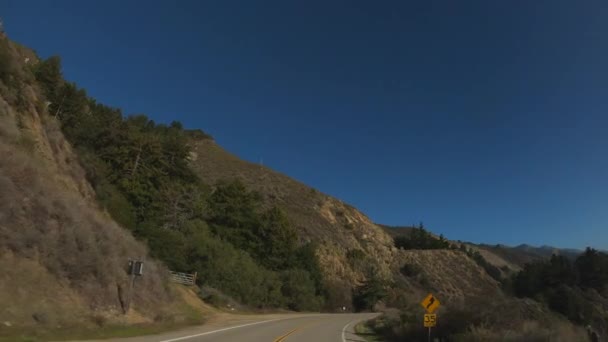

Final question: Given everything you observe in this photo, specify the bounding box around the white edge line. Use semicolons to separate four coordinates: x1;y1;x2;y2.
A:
341;319;355;342
159;318;282;342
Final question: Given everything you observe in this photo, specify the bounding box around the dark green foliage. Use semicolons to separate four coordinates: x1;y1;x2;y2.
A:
145;226;189;272
0;39;13;84
576;248;608;291
34;56;63;100
281;269;323;311
182;220;284;308
513;254;580;298
353;272;388;311
393;225;450;250
31;55;324;311
207;181;304;271
512;249;608;325
544;285;590;323
208;180;261;250
322;279;353;311
293;242;325;295
257;207;298;270
96;181;137;230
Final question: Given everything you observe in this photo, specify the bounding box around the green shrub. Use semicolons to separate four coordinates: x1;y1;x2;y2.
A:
322;278;352;311
393;226;451;250
544;285;589;323
281;269;323;311
0;39;13;84
24;48;327;313
353;274;388;311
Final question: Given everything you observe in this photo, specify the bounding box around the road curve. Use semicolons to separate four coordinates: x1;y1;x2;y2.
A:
93;313;379;342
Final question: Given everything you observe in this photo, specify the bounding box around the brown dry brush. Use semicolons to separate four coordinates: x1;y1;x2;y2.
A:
366;296;590;341
0;137;173;310
0;35;173;322
0;69;176;326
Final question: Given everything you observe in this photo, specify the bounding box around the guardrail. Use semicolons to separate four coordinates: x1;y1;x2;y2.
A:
169;271;197;286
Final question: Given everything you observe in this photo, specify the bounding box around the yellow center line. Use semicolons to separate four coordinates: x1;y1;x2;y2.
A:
272;319;324;342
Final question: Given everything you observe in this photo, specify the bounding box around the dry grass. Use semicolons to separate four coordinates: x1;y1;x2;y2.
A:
477;244;549;268
393;249;502;306
188;134;533;321
0;250;84;326
0;138;173;318
454;320;589;342
189;139;397;286
0;37;197;333
369;296;590;342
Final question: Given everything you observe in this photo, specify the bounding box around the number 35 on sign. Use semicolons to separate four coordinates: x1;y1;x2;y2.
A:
424;314;436;327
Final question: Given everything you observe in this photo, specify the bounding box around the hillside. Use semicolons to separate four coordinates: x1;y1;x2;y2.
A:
0;29;200;338
187;138;592;340
382;224;585;275
188;138;396;287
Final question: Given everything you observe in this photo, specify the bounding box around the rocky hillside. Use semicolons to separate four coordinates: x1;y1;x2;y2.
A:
189;140;521;302
0;31;195;335
187;135;593;339
189;139;397;286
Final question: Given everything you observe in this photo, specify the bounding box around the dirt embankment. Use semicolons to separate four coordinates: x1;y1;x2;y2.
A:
0;33;197;333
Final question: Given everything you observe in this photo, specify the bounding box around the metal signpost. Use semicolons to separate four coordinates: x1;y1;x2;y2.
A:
126;259;144;312
420;293;440;342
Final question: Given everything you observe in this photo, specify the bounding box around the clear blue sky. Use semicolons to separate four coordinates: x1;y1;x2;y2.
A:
3;1;607;249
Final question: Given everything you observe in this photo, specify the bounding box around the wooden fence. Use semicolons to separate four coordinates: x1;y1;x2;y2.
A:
169;271;197;286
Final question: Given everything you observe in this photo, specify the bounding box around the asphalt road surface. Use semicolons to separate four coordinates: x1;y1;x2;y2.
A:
95;313;379;342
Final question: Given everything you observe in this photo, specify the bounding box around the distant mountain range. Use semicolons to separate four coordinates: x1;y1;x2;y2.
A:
379;225;585;267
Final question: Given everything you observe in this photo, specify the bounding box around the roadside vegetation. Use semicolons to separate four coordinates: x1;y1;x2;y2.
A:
1;34;186;334
508;248;608;336
32;55;325;311
381;224;605;340
360;304;588;342
368;247;607;340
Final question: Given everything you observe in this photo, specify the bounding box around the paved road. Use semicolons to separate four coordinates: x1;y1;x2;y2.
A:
96;313;379;342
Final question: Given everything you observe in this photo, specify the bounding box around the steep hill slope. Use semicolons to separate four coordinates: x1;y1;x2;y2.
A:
190;139;539;302
188;140;508;307
0;30;194;335
189;138;397;286
187;135;591;339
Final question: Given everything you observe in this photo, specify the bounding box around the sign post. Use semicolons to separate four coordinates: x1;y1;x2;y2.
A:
420;293;440;342
126;259;144;312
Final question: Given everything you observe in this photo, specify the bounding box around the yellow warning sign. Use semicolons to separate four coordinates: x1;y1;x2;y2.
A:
420;293;440;313
424;314;437;327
